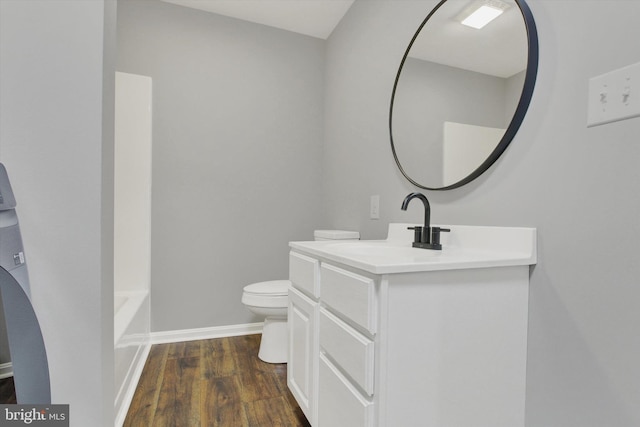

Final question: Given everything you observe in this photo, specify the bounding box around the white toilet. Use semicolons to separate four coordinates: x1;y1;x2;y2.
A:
242;229;360;363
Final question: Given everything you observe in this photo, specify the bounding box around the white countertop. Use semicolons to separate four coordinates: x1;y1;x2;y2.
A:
290;223;537;275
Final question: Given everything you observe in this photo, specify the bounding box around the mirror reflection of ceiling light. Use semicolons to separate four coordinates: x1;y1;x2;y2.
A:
458;0;511;29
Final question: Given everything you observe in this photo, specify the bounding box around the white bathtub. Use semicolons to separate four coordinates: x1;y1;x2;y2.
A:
114;72;152;426
114;290;150;427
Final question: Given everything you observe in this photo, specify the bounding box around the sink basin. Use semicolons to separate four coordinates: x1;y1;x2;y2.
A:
323;241;438;259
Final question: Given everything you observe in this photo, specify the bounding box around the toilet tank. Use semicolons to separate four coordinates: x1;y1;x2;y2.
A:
314;230;360;241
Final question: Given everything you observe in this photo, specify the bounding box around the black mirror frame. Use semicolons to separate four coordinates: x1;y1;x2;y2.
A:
389;0;539;191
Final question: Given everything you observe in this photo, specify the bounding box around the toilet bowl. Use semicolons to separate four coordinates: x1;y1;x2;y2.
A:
242;280;290;363
242;230;360;364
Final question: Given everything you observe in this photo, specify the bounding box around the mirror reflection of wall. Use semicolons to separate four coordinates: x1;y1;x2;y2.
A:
393;58;523;187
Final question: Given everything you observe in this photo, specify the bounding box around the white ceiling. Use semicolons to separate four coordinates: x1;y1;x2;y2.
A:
159;0;527;78
160;0;355;39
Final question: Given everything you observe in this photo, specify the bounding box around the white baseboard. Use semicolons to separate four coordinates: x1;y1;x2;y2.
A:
150;322;263;345
0;362;12;379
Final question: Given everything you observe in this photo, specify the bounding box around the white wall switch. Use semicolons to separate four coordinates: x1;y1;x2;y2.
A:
588;62;640;127
370;195;380;220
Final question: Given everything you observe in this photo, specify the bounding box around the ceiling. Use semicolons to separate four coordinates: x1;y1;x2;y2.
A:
159;0;526;78
160;0;355;39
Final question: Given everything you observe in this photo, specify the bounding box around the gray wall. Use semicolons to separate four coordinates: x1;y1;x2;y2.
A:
117;0;325;332
324;0;640;426
0;0;116;424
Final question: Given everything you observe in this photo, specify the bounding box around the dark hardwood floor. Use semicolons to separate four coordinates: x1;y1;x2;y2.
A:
125;334;310;427
0;376;16;404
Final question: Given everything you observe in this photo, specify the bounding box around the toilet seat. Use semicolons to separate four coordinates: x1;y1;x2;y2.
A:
242;280;290;308
240;230;358;363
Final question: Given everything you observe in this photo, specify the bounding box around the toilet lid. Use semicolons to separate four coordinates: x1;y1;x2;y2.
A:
314;229;360;240
243;280;290;296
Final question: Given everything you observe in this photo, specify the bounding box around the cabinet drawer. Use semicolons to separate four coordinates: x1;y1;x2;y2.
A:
289;252;320;298
320;308;374;396
318;353;374;427
320;264;376;334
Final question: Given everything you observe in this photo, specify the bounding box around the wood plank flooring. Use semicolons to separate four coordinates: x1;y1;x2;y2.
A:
0;376;16;404
124;334;310;427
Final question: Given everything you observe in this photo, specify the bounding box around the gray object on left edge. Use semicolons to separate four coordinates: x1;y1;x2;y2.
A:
0;163;51;404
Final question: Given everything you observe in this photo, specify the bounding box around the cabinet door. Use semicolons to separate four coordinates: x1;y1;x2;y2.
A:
288;287;318;425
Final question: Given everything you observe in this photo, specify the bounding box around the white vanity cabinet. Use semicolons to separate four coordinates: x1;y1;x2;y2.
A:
289;254;378;427
288;224;537;427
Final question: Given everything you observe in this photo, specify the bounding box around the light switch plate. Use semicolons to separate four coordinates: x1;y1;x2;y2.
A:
587;62;640;127
370;195;380;220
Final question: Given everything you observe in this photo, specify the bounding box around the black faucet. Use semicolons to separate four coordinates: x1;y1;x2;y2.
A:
401;192;449;250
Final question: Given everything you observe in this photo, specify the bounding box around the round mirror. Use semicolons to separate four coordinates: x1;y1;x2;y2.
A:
389;0;538;190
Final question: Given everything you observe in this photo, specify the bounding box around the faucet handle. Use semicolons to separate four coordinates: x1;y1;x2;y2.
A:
431;227;450;247
407;226;423;244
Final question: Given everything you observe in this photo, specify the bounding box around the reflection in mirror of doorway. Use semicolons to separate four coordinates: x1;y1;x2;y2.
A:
443;121;505;185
